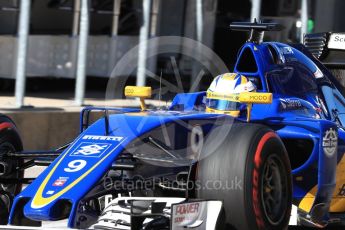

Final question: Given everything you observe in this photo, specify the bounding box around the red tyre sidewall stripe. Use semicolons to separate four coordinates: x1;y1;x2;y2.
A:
0;122;14;131
252;131;277;229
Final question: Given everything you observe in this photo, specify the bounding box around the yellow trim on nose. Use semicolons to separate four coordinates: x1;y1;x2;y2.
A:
31;138;126;208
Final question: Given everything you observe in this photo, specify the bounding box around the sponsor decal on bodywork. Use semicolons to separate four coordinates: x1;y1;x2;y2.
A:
173;202;200;225
322;128;337;157
171;200;222;229
52;177;68;187
70;142;111;158
338;184;345;196
328;33;345;50
82;135;123;141
279;99;303;111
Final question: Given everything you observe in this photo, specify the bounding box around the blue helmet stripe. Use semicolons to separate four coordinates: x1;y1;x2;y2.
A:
215;75;221;86
234;74;242;88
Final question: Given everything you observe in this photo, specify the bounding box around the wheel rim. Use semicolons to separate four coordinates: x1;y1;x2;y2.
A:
261;154;288;225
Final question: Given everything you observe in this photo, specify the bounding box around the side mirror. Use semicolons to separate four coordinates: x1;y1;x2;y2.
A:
238;92;272;104
238;92;272;122
125;86;152;110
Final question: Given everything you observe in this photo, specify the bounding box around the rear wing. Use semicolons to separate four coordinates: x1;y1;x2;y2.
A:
304;32;345;67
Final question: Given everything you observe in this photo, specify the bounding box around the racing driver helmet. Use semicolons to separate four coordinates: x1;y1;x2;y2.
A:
206;73;256;117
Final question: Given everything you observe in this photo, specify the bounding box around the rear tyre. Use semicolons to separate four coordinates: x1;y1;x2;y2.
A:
196;123;292;230
0;116;23;224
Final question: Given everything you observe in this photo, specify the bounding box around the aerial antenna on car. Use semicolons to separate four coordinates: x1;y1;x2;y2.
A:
159;70;162;110
230;19;284;44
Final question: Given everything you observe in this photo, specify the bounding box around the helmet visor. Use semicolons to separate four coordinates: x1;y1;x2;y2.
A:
206;98;242;111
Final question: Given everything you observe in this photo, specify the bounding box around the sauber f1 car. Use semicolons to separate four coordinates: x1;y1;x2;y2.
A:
1;22;345;229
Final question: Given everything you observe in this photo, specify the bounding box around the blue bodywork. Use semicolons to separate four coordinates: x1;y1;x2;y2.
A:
9;41;345;227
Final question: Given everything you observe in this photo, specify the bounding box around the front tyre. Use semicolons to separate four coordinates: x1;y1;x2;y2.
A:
196;123;292;230
0;116;23;224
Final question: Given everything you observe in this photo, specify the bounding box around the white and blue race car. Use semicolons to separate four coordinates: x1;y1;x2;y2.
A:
1;22;345;229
